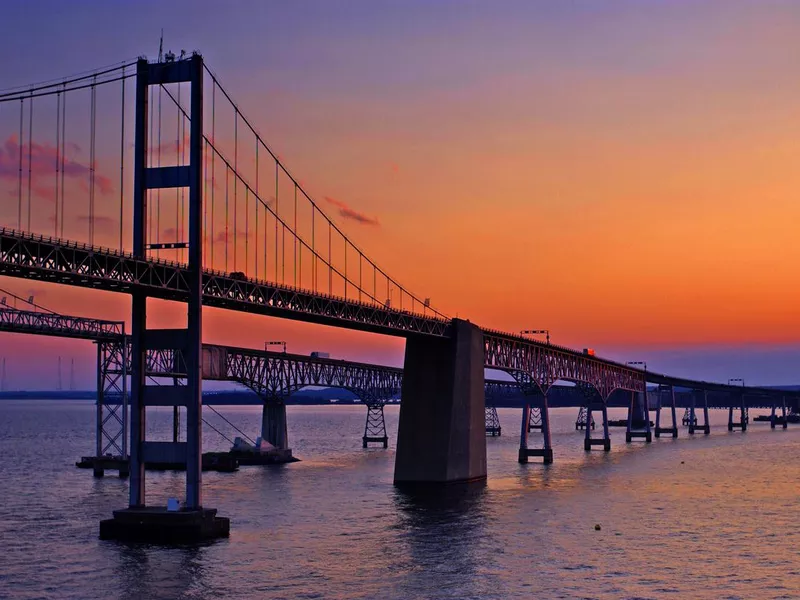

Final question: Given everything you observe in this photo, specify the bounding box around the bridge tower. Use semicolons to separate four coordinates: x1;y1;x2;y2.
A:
100;55;228;542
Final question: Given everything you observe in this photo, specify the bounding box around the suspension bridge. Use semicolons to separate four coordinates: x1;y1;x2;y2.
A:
0;52;797;542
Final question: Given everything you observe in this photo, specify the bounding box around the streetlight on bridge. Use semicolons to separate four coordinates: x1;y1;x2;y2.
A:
521;329;550;344
265;340;287;354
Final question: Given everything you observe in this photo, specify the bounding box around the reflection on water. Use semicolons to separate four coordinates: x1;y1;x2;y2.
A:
1;401;799;599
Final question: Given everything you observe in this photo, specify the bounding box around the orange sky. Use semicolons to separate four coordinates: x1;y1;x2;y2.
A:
1;1;800;387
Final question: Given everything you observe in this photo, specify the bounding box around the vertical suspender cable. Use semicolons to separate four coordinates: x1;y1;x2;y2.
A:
328;223;332;294
60;85;66;238
178;82;184;262
344;240;347;300
89;78;96;243
148;87;153;246
245;187;249;273
55;91;60;237
119;68;125;252
312;207;315;291
225;164;229;271
156;84;162;250
274;161;278;282
255;142;258;276
211;82;216;270
203;139;208;263
233;111;238;272
176;83;182;260
18;98;23;230
293;185;297;286
27;88;33;232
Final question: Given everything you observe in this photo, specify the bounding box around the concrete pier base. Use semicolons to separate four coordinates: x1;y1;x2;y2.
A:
394;319;486;485
99;507;229;543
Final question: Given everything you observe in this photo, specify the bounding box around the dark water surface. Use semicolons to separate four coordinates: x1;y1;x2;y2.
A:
1;400;799;599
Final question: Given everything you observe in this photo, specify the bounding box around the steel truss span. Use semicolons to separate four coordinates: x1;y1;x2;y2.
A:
223;347;403;402
483;331;645;398
1;229;798;401
0;228;450;337
0;307;123;340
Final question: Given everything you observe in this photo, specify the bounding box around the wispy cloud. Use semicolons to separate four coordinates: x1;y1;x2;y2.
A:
76;214;116;228
0;135;114;199
0;135;114;201
324;196;380;227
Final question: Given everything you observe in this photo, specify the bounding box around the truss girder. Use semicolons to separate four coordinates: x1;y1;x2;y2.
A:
0;307;123;340
0;229;450;337
224;349;403;402
483;333;645;399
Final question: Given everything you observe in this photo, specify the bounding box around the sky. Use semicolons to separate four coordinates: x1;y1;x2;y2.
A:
1;0;800;388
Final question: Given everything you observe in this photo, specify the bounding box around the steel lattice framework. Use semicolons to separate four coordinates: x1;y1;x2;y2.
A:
483;331;645;398
0;232;798;408
222;347;403;401
0;229;451;337
0;306;123;340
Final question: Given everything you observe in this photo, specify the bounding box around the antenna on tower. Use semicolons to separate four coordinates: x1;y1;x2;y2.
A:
158;29;164;63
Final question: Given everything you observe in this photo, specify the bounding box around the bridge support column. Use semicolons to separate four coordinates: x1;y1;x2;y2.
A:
655;385;678;438
575;407;594;430
261;399;290;450
78;339;128;478
485;405;501;436
626;391;651;443
689;390;710;435
394;319;486;485
363;403;388;448
578;384;610;452
728;392;747;432
584;403;611;451
518;389;553;464
782;396;788;429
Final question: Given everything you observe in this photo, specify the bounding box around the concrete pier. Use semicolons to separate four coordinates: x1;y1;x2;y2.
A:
394;319;486;485
261;400;290;450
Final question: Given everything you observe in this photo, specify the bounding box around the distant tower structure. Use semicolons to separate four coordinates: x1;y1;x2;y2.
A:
57;356;63;391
